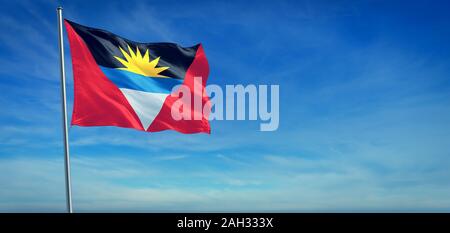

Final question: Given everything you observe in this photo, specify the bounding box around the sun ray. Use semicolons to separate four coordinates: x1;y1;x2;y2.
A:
127;44;136;59
154;66;169;73
143;49;149;62
148;56;160;68
119;47;132;61
135;46;142;59
113;56;129;68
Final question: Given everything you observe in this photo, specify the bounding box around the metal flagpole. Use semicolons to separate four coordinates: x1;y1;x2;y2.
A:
57;6;73;213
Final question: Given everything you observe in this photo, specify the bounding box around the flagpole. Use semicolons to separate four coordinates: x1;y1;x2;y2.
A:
57;6;73;213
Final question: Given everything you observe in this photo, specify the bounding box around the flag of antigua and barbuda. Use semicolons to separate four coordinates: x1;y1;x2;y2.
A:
64;19;211;133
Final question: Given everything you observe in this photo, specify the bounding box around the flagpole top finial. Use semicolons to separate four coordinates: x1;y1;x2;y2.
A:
57;6;63;11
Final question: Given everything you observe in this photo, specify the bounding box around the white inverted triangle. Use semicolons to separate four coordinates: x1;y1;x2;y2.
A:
119;88;168;130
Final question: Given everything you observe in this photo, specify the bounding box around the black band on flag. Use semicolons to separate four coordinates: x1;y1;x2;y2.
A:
65;19;199;80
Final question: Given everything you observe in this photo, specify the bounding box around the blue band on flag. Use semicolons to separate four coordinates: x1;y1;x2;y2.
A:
100;67;183;94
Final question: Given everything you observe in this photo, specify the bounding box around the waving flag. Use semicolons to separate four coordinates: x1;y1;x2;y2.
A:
64;20;210;133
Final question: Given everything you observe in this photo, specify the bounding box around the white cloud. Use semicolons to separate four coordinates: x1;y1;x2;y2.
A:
2;150;450;212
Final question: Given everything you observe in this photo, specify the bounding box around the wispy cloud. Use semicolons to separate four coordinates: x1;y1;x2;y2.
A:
2;152;450;212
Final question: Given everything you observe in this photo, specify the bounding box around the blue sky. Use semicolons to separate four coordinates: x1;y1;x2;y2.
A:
1;0;450;212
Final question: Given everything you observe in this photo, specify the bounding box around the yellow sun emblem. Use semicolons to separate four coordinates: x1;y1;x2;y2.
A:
114;44;169;78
